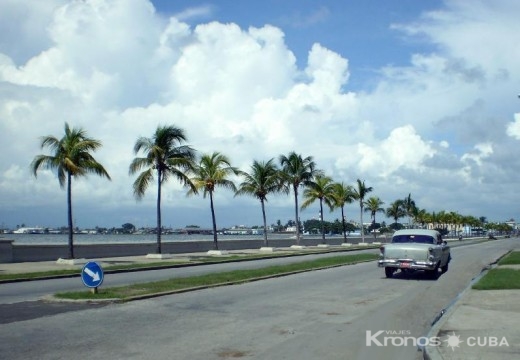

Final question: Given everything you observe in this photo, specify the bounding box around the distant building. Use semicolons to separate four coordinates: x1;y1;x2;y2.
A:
285;226;297;233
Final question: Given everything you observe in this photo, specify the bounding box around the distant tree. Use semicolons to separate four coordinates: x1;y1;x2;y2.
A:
364;196;385;239
352;179;373;243
386;200;406;228
331;182;356;243
301;175;335;243
121;223;136;233
279;152;322;244
276;219;283;232
402;193;417;227
414;208;429;229
31;122;111;259
344;222;357;233
129;125;196;254
235;159;287;246
188;152;241;250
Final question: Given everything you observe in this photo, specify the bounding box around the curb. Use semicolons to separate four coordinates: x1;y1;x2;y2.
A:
422;249;514;359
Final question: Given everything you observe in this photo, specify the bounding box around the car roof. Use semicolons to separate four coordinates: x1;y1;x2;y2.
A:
392;229;440;237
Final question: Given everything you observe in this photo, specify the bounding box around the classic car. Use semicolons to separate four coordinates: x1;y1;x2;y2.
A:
378;229;451;278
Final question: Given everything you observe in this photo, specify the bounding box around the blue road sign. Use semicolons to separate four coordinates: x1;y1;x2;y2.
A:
81;261;104;288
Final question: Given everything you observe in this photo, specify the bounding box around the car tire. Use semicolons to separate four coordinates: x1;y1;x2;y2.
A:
441;263;448;273
385;267;394;278
427;263;440;279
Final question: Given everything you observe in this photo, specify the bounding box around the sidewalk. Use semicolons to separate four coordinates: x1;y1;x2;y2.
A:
425;264;520;359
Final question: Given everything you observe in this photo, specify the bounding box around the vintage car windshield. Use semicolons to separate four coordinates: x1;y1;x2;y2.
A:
392;235;435;244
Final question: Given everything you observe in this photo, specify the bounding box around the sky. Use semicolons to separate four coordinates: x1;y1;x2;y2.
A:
1;0;520;230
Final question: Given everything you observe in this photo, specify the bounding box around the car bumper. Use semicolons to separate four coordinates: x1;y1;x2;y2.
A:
378;259;437;270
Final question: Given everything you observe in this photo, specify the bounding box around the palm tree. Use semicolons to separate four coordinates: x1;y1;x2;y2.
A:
188;152;241;250
331;182;356;243
279;152;322;245
402;193;417;228
386;200;406;229
235;159;287;247
31;122;111;259
129;125;196;255
301;175;336;244
352;179;373;243
364;196;385;240
414;208;430;229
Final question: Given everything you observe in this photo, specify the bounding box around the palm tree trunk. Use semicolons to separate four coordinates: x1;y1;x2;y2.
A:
360;202;365;243
67;172;74;259
293;184;300;245
373;214;377;240
261;199;268;247
341;206;347;243
320;199;325;244
209;191;218;250
156;170;162;254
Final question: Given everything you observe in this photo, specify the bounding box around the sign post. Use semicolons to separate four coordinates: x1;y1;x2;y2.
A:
81;261;104;294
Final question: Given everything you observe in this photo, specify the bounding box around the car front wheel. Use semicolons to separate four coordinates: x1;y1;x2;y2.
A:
427;263;440;279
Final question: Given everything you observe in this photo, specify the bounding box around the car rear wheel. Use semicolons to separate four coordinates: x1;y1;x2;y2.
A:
385;267;395;278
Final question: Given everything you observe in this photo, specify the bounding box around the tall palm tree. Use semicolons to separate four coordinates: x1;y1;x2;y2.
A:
129;125;196;255
301;175;336;244
352;179;373;243
31;122;111;259
235;159;287;247
188;152;241;250
331;182;356;243
402;193;417;228
279;152;322;245
386;200;406;229
364;196;385;240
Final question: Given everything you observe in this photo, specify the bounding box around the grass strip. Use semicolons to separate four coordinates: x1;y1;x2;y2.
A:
0;261;191;281
498;251;520;265
472;268;520;290
55;253;378;301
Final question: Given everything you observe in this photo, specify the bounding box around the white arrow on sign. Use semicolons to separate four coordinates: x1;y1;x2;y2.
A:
84;267;101;282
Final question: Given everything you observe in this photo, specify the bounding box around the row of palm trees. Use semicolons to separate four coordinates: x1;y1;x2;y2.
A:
362;194;502;239
31;123;490;259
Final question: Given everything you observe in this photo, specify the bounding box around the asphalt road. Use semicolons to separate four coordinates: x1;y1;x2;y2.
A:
0;249;378;304
0;239;517;360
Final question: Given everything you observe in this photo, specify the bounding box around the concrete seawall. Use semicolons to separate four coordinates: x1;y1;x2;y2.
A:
0;237;367;263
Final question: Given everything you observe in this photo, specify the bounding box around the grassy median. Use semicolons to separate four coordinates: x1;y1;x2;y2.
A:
0;247;379;282
497;250;520;265
472;251;520;290
55;253;378;301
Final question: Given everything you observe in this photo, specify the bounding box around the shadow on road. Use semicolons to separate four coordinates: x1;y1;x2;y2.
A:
381;269;447;281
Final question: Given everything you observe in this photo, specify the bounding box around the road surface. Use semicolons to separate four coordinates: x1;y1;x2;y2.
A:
0;239;516;359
